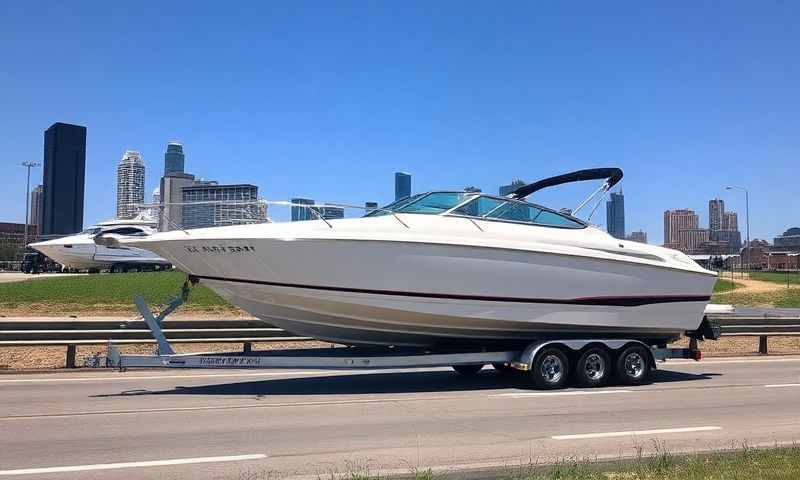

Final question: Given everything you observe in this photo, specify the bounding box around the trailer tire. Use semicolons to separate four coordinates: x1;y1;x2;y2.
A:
452;364;484;376
574;347;611;388
615;345;651;385
530;347;570;389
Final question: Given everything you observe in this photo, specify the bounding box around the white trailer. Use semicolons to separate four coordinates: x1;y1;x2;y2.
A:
106;284;722;389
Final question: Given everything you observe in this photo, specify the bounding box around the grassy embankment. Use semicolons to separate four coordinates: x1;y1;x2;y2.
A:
0;271;237;315
304;446;800;480
711;273;800;308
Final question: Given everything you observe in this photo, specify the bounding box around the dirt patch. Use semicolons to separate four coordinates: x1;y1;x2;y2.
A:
717;278;787;295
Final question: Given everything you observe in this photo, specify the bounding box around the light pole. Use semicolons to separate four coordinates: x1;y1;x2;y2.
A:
725;185;750;275
21;161;41;251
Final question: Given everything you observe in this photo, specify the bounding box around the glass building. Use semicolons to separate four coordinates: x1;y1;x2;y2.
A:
164;142;185;175
499;179;525;196
181;183;264;229
291;198;315;221
320;206;345;220
395;172;411;201
42;122;86;235
365;201;378;213
605;191;625;239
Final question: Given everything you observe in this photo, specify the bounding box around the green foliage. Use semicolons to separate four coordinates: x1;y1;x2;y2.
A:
0;271;233;312
711;288;800;308
713;279;737;293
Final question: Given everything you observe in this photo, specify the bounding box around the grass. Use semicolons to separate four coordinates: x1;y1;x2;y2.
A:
749;271;800;285
710;288;800;308
285;445;800;480
0;270;236;314
713;279;737;293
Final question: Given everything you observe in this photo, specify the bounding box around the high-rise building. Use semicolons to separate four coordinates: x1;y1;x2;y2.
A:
663;209;699;247
627;230;648;244
29;185;43;228
722;211;738;232
116;150;146;219
181;183;264;229
499;179;525;196
395;172;411;201
159;172;197;231
41;122;86;235
774;227;800;250
152;188;161;204
164;142;185;175
291;198;315;221
709;199;724;232
605;192;625;239
319;206;345;220
365;201;378;213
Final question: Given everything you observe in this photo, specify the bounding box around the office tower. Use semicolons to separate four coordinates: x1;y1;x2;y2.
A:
663;209;700;248
709;199;724;232
29;185;43;228
41;122;86;235
627;230;648;244
677;228;710;254
291;198;316;221
159;172;197;231
365;202;378;213
116;150;146;219
164;142;185;175
722;212;738;232
395;172;411;201
181;183;262;229
319;206;345;220
605;192;625;239
499;179;525;196
152;188;161;204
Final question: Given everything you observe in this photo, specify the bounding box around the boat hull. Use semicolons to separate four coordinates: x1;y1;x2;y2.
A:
142;235;716;347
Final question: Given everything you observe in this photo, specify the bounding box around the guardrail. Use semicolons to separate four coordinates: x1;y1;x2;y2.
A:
0;318;312;368
1;314;798;368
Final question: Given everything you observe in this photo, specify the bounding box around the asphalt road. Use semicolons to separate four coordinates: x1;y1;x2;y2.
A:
1;357;799;479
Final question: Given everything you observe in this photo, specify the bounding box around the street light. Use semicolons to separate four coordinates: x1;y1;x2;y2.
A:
21;161;41;251
725;185;750;274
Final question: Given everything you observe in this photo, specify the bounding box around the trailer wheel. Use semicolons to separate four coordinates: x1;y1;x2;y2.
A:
111;263;125;274
530;347;570;389
615;345;651;385
452;364;484;376
574;347;611;387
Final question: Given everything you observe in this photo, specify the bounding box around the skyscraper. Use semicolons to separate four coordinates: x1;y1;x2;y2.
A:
29;185;43;228
41;122;86;235
181;183;263;229
709;199;724;232
164;142;185;175
605;192;625;239
722;211;738;231
291;198;315;221
116;150;146;219
627;230;648;244
499;179;525;196
395;172;411;201
663;209;700;248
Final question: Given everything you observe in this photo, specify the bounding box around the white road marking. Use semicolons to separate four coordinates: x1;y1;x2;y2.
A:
0;453;267;476
765;383;800;388
1;396;459;421
551;425;721;440
492;390;632;398
670;357;800;366
0;371;334;383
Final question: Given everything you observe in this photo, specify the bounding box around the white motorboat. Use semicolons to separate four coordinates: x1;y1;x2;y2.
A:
31;215;170;272
98;168;717;347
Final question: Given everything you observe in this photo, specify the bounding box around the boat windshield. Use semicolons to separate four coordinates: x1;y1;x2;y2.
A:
366;192;476;217
81;227;102;235
451;195;585;229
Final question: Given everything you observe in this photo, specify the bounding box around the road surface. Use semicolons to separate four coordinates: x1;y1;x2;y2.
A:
0;356;799;479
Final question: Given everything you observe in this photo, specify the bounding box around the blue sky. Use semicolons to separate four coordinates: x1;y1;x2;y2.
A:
1;1;797;243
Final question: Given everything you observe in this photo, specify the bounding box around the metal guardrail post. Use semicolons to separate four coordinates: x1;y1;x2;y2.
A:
759;336;769;355
243;342;252;353
65;344;76;368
